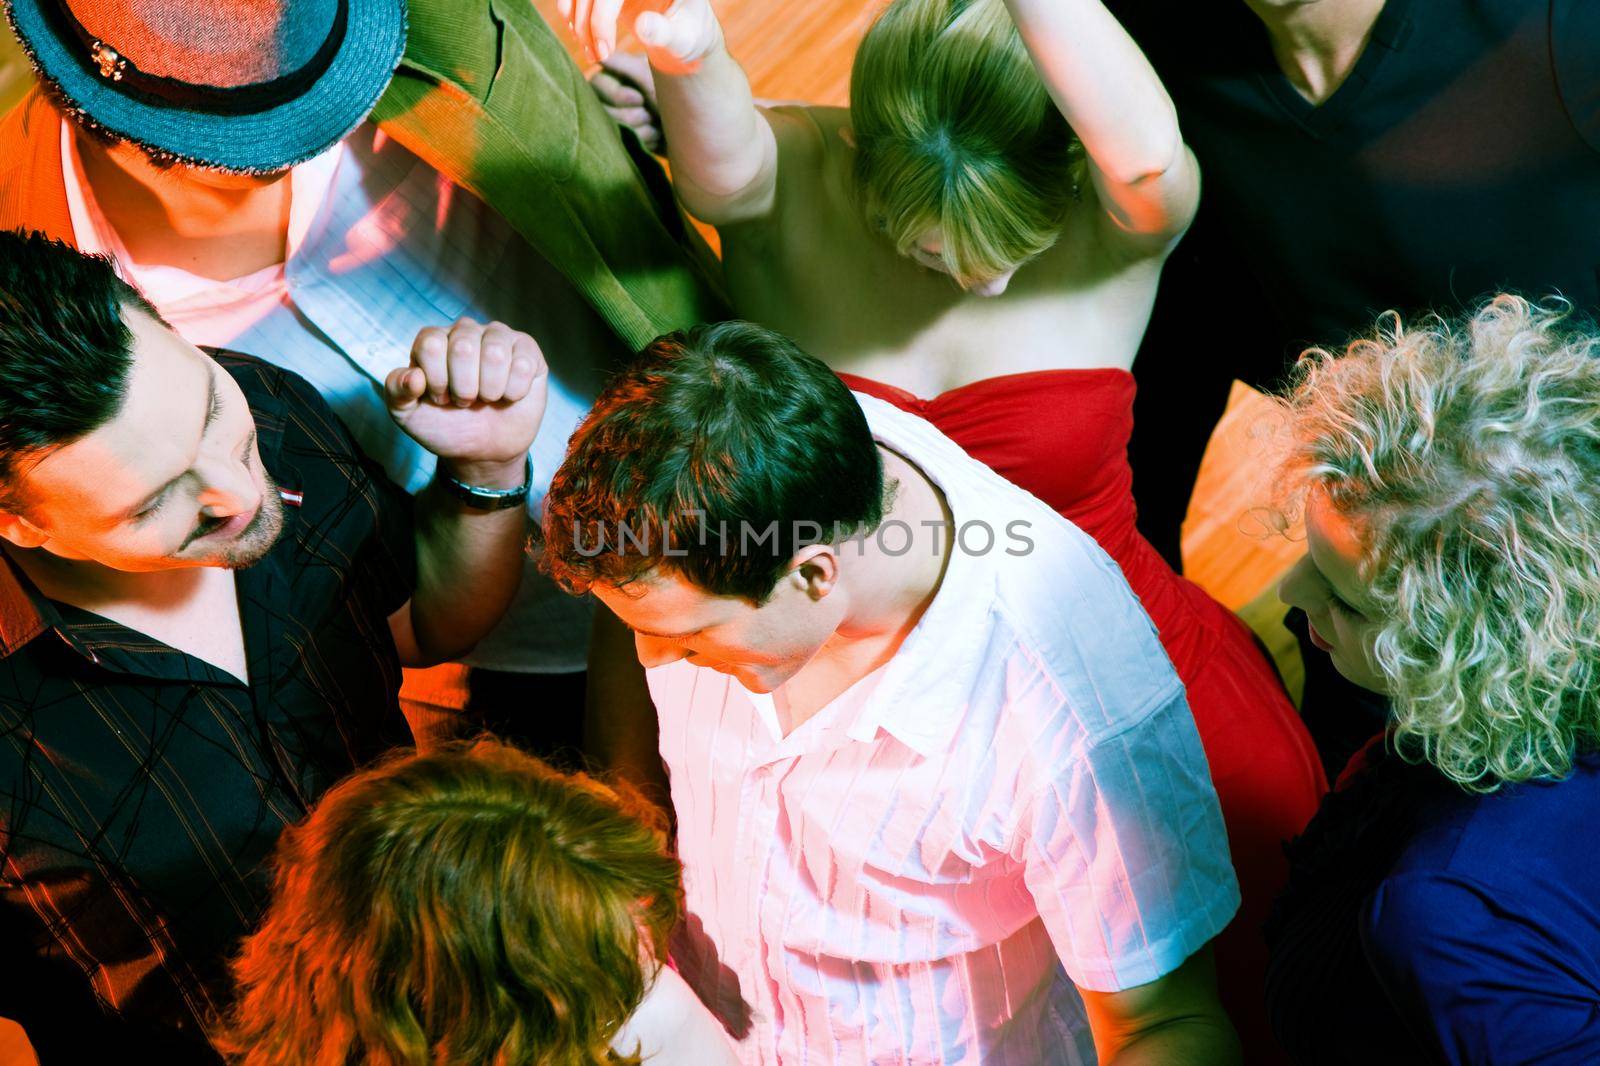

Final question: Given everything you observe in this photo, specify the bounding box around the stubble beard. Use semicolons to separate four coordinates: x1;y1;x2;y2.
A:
216;475;287;570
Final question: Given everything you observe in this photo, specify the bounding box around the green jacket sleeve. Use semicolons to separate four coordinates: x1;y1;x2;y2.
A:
372;0;728;351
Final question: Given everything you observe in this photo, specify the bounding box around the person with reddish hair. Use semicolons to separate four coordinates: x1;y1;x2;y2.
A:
216;738;738;1066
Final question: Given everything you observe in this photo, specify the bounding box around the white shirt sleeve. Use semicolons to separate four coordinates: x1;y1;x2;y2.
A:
1019;686;1242;993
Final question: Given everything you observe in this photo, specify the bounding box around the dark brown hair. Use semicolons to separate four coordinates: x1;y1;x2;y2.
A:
0;229;162;508
540;320;886;603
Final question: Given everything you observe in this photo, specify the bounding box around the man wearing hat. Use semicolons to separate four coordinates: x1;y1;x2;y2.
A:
0;0;726;748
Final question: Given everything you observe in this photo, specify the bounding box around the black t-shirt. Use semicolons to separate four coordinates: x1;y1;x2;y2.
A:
0;354;416;1060
1116;0;1600;378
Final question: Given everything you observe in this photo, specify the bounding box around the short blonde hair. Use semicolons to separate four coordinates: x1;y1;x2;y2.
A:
848;0;1085;288
1278;295;1600;790
214;740;682;1065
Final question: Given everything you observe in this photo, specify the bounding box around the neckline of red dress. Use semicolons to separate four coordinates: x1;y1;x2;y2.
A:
838;366;1134;407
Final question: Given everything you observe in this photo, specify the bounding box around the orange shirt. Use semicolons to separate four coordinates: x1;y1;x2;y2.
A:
0;90;75;245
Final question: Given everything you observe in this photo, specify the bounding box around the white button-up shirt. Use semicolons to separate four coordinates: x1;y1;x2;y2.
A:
651;394;1240;1064
62;122;624;672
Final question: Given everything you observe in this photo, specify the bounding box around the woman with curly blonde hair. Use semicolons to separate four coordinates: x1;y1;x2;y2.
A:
212;739;737;1066
1268;295;1600;1063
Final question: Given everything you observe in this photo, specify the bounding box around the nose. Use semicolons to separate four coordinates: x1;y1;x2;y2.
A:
970;269;1017;298
634;633;687;669
1277;552;1318;614
194;448;258;519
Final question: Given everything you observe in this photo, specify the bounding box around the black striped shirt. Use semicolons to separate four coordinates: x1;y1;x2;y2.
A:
0;354;415;1059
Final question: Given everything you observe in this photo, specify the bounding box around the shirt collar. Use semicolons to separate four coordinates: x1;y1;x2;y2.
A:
0;552;53;658
0;552;146;675
841;567;994;759
59;121;345;289
838;394;1000;758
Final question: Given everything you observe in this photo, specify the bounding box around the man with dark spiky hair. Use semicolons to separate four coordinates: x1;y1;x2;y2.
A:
0;0;727;752
0;230;548;1060
542;321;1244;1064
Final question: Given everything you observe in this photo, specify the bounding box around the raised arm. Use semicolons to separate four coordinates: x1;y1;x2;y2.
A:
1004;0;1198;250
562;0;779;227
384;319;548;666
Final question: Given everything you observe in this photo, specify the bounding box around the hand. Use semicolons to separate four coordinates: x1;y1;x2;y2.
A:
557;0;722;76
591;50;663;152
384;318;548;486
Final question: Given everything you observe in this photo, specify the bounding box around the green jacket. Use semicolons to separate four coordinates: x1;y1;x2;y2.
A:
374;0;727;349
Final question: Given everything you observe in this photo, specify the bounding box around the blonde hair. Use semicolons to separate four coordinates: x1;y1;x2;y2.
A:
214;740;683;1065
848;0;1085;287
1278;295;1600;791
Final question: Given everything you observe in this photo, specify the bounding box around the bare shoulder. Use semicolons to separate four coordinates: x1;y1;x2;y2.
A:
760;104;835;197
732;105;844;240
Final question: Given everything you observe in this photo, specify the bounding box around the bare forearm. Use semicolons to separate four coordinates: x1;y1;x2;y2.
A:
1004;0;1181;184
655;43;777;223
1082;947;1240;1066
407;459;527;664
1099;1017;1241;1066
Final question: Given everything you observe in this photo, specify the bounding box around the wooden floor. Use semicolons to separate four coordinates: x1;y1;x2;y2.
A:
1;5;1304;610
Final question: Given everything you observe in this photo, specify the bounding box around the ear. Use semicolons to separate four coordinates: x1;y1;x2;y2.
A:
787;543;839;599
838;126;857;149
0;511;49;550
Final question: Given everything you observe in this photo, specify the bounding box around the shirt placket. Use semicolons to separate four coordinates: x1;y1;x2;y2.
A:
735;700;864;1060
722;690;785;1052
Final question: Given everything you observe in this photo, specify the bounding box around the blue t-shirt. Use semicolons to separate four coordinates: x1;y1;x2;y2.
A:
1360;753;1600;1063
1266;749;1600;1064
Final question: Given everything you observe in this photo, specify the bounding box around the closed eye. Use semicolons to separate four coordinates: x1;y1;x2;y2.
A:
1328;590;1363;619
133;492;170;524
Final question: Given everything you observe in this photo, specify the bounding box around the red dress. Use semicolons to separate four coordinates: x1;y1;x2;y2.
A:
843;369;1326;1064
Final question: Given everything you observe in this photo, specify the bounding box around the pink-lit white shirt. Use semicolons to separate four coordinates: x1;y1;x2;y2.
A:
650;394;1240;1065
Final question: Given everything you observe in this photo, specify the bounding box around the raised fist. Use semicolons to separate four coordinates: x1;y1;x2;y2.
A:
383;318;548;485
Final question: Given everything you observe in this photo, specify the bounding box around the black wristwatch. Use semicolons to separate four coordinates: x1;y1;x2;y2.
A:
438;456;533;511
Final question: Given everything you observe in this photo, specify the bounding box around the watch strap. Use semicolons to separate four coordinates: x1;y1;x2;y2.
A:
439;456;532;511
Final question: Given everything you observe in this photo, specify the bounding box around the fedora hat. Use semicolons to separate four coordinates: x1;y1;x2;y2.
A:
5;0;407;171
